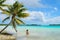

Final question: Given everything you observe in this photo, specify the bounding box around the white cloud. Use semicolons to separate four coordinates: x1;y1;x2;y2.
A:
18;0;49;8
21;11;46;24
22;11;60;24
46;16;60;24
54;7;58;11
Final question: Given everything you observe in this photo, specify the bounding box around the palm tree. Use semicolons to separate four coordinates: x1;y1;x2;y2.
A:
0;1;29;33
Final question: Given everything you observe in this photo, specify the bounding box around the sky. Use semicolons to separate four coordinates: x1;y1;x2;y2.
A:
0;0;60;25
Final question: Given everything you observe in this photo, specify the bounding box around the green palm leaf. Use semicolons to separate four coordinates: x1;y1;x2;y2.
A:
13;1;24;13
0;0;8;7
2;16;10;22
12;20;17;32
13;1;24;9
0;4;9;6
0;7;10;15
15;18;25;25
17;13;29;18
0;0;6;4
13;1;18;9
8;6;14;13
18;8;27;13
2;11;10;15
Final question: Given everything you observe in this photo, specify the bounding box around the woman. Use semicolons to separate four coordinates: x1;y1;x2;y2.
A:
26;29;29;36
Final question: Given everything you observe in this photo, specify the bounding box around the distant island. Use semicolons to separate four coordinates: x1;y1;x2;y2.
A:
0;24;60;26
19;24;41;26
0;24;7;26
0;24;41;26
49;24;60;26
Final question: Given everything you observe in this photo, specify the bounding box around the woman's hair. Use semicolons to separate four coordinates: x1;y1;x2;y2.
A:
26;29;28;31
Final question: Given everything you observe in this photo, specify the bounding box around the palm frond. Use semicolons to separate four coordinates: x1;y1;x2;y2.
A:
13;1;24;13
17;13;29;18
8;6;14;13
15;18;25;25
0;0;9;7
13;1;24;9
2;11;10;15
2;16;10;22
0;4;9;6
0;7;5;11
13;1;18;8
12;20;17;32
0;7;10;15
0;0;6;4
18;8;27;13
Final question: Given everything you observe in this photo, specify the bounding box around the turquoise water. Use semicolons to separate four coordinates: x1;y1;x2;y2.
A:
0;25;60;34
17;25;60;28
0;25;60;28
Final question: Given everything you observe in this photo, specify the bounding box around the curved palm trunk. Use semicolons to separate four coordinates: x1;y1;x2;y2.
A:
0;20;12;33
0;14;17;33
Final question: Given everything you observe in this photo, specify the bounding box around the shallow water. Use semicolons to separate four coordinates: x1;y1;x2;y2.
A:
0;25;60;40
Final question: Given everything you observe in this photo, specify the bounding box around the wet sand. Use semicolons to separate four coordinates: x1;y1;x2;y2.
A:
0;33;15;40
